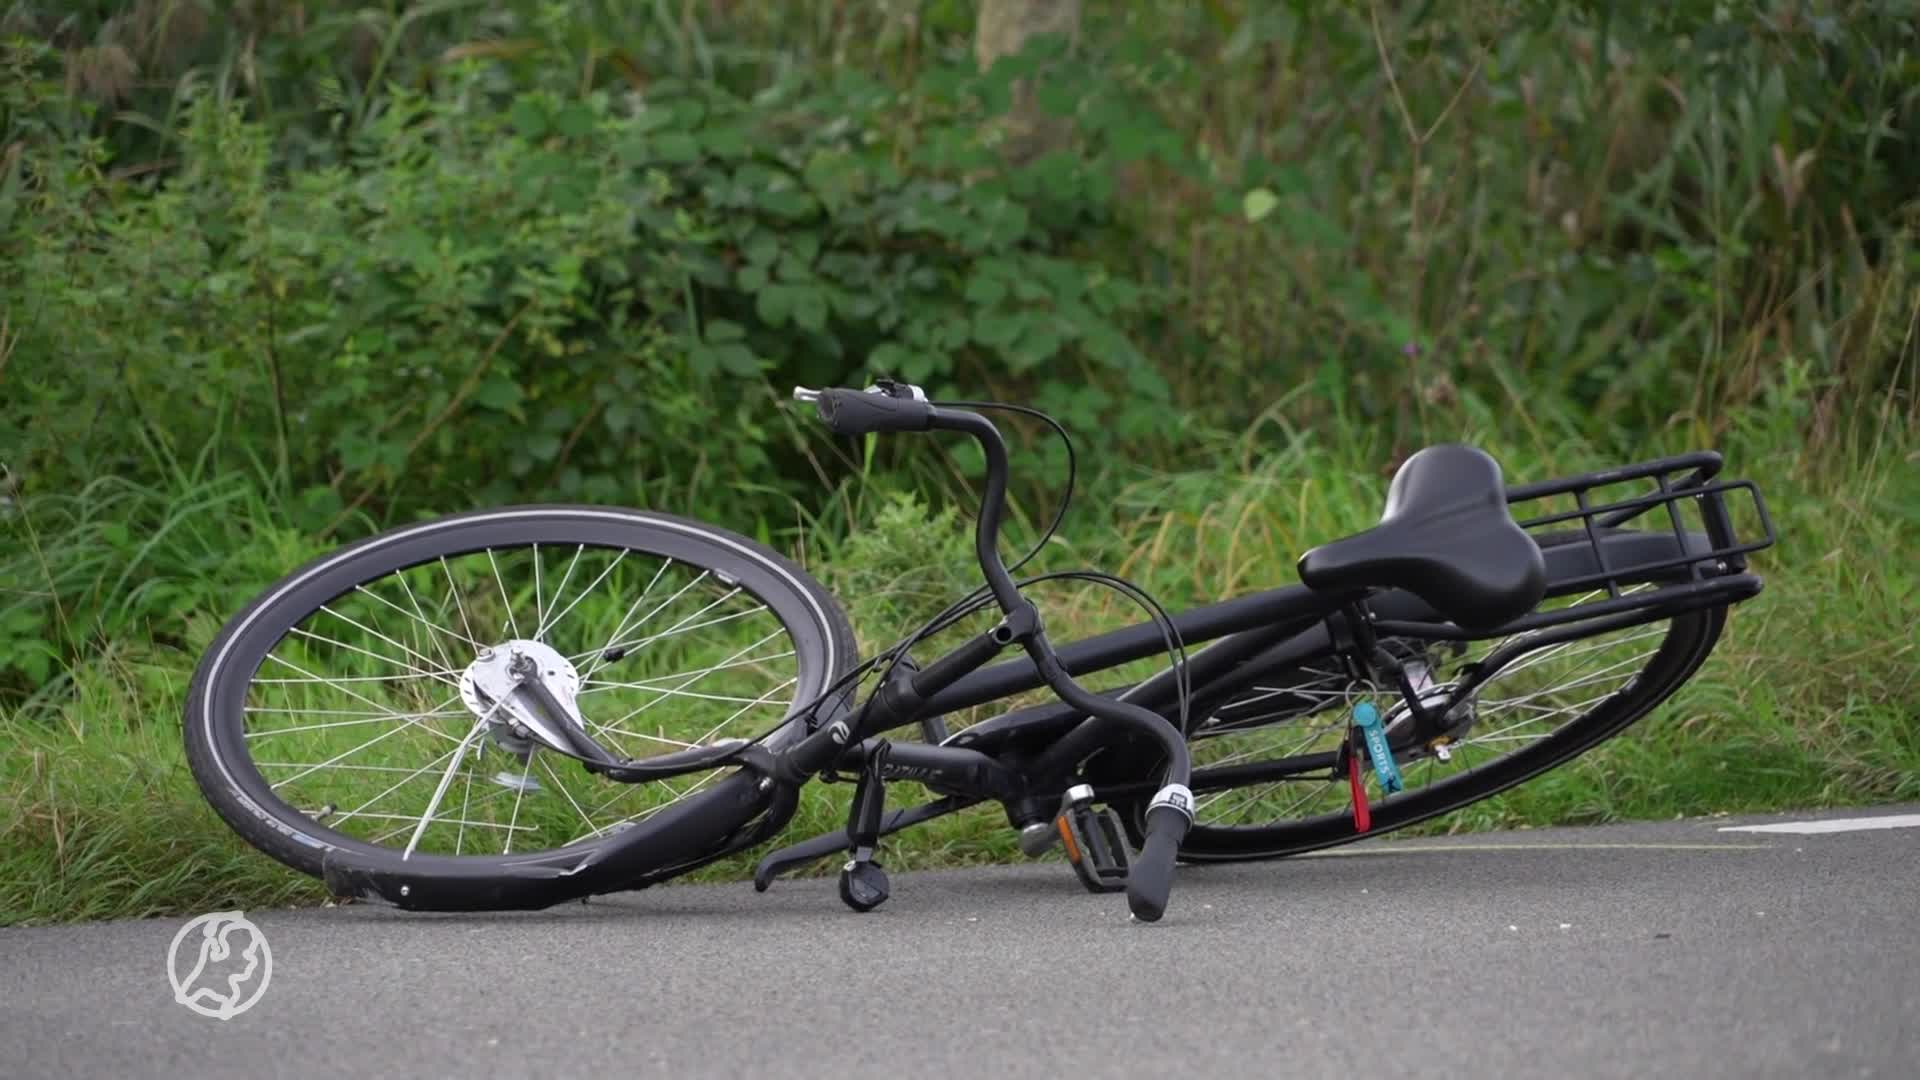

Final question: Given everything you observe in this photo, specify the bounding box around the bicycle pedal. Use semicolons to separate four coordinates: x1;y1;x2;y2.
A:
1056;785;1129;894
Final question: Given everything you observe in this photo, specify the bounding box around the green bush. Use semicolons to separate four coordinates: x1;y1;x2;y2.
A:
1;30;1176;521
1;27;1191;693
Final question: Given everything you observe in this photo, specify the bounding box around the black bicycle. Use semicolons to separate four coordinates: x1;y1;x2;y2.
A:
184;382;1774;922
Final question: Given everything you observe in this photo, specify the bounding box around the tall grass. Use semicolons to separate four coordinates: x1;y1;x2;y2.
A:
4;410;1914;925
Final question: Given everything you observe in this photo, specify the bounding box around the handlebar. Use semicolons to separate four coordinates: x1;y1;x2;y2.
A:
807;387;934;436
1128;798;1192;922
797;383;1197;921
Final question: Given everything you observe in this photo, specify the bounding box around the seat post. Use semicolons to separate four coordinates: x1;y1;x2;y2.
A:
1334;600;1444;743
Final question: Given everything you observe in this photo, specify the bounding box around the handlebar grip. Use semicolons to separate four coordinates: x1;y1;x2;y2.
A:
816;388;934;436
1126;800;1191;923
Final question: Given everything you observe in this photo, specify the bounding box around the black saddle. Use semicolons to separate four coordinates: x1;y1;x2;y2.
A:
1296;444;1546;631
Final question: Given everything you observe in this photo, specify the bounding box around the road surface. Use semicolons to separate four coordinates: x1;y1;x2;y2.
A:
4;807;1917;1078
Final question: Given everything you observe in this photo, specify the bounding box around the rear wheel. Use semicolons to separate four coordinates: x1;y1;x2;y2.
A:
185;505;854;881
1160;595;1725;861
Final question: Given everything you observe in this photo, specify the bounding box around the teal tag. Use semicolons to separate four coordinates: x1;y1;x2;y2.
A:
1353;702;1404;794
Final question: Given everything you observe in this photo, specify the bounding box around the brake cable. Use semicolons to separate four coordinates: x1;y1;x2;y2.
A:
773;400;1191;745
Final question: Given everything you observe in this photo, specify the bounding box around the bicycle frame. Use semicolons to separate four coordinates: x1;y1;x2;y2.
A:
738;447;1772;885
847;452;1767;762
320;434;1772;915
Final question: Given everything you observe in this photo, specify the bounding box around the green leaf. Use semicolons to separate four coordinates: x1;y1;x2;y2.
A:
473;377;522;411
652;133;701;164
965;274;1007;307
790;287;829;333
1243;188;1280;223
744;231;780;266
973;312;1023;349
868;343;917;376
553;103;595;139
509;99;548;139
702;124;753;159
756;285;792;327
525;432;562;461
1014;323;1064;369
700;343;760;376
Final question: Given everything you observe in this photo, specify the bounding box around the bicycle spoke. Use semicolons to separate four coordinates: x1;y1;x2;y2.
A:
402;568;464;675
455;749;475;855
318;603;465;688
440;555;480;647
261;652;459;723
504;752;535;855
486;547;521;641
285;626;459;686
602;628;788;731
572;560;683;677
267;714;453;791
325;746;464;825
535;548;629;641
243;712;465;739
532;544;586;641
232;531;819;861
592;725;698;750
578;589;754;667
532;542;543;633
539;756;603;840
1190;615;1676;831
695;675;797;745
577;648;796;695
368;813;534;845
402;714;495;858
569;771;723;846
356;579;485;660
253;672;458;686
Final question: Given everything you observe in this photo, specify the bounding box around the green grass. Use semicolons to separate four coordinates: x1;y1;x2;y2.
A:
4;415;1913;926
3;0;1916;926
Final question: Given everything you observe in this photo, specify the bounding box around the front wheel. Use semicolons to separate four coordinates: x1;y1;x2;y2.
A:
185;505;855;885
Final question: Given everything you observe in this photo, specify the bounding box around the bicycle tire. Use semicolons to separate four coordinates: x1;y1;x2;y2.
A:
184;505;855;884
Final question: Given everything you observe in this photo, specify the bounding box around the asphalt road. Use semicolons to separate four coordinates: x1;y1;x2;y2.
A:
5;807;1918;1079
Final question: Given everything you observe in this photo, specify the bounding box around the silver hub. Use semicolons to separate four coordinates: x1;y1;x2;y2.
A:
1381;662;1476;753
459;639;587;757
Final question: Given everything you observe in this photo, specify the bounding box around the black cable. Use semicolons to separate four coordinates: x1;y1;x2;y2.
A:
849;397;1078;716
1014;569;1191;735
926;399;1076;577
774;399;1193;750
776;565;1192;746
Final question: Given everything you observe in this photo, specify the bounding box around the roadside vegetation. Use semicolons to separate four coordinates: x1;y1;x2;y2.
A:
2;0;1915;925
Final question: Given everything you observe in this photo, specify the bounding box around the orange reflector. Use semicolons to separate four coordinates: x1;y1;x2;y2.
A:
1056;816;1082;863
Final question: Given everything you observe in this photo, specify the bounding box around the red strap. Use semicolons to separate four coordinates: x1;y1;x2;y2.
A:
1348;749;1371;833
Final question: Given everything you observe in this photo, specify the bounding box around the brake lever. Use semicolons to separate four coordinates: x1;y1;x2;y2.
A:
791;379;927;404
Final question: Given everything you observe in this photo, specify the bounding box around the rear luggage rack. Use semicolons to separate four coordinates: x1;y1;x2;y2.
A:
1376;450;1776;639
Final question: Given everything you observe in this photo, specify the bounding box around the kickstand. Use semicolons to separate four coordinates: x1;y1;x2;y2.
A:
753;796;977;891
838;743;891;912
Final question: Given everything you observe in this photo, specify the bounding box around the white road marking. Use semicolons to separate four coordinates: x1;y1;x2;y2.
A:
1310;841;1771;857
1718;814;1920;835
